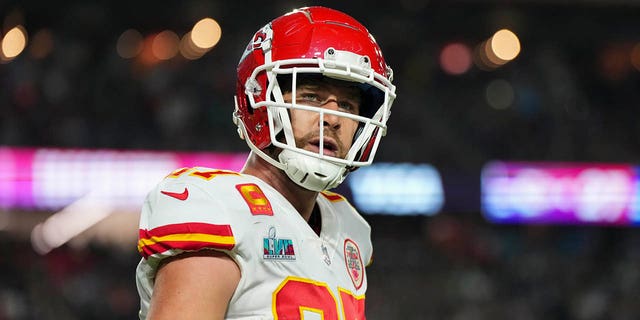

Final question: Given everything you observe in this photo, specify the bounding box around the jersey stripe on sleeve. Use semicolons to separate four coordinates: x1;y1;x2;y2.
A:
138;222;235;259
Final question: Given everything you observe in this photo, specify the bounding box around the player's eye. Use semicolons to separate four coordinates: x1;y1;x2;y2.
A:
298;93;321;103
338;101;358;113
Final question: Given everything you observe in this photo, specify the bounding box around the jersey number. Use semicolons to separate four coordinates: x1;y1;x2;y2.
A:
273;277;365;320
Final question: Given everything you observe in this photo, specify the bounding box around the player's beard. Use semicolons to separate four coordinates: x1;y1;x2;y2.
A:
267;128;349;160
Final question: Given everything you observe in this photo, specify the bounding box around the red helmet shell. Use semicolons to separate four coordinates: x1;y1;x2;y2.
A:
235;6;391;149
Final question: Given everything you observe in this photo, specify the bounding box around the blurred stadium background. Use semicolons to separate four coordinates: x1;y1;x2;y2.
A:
2;0;640;319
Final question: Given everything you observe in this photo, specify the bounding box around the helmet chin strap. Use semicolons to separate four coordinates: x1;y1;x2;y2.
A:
278;148;347;192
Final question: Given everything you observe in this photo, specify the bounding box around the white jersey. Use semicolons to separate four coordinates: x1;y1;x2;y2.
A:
135;167;372;320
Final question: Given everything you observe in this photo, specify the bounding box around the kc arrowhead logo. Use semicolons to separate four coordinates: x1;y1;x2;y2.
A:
160;187;189;201
344;239;364;290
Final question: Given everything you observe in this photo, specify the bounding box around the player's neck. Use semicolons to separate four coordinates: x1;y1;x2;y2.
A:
241;152;318;222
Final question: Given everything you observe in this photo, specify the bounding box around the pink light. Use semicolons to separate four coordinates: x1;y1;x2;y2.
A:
0;147;35;208
439;42;472;75
0;147;248;210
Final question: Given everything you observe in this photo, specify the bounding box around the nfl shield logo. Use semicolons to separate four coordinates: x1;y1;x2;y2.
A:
343;239;364;289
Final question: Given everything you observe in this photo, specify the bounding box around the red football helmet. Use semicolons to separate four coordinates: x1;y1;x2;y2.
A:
233;6;396;191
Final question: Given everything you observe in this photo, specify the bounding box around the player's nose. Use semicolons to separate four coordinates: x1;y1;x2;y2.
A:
321;98;341;130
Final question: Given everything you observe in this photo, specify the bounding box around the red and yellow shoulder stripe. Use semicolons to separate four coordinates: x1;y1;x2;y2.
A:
320;191;346;202
138;222;235;259
166;167;240;180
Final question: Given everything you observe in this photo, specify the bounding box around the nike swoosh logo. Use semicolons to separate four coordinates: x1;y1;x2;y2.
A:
160;187;189;201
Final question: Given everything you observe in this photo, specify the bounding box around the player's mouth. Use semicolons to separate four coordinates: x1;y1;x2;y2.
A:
308;137;339;157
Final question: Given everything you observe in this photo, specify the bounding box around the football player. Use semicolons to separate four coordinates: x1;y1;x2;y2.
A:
135;6;396;319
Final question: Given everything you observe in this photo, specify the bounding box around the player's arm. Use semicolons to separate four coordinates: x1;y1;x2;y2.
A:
146;250;240;320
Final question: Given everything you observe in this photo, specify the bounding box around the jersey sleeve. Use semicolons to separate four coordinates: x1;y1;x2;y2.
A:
137;168;241;268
